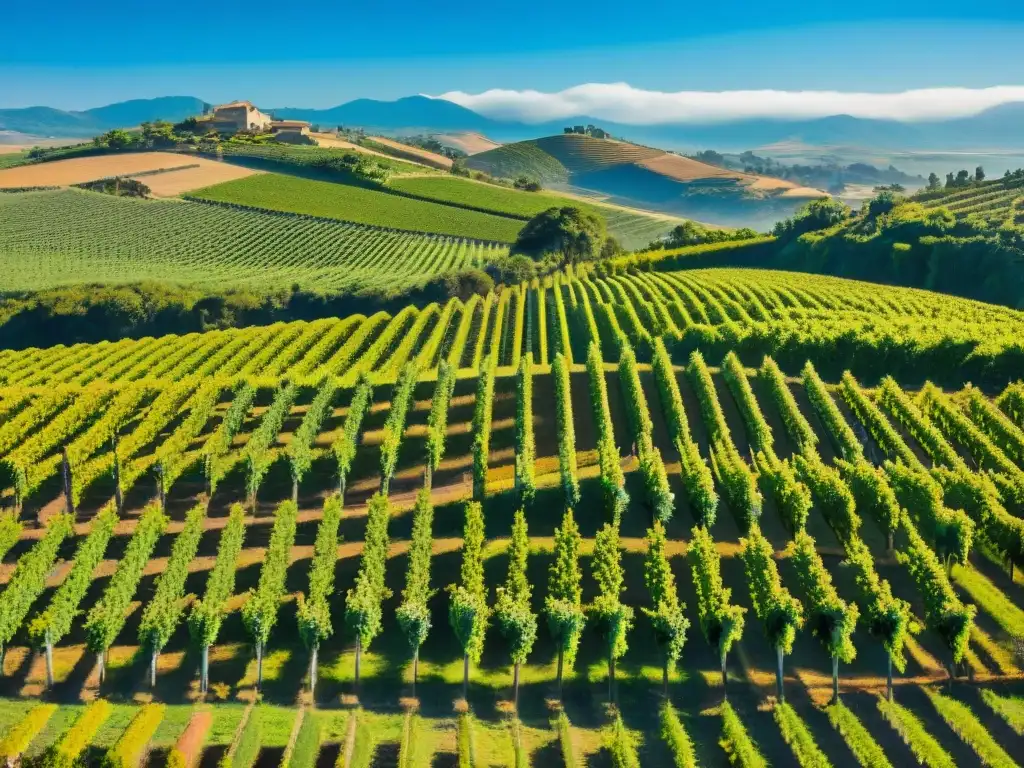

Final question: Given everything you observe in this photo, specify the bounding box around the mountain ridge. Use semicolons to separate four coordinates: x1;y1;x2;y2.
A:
2;94;1024;151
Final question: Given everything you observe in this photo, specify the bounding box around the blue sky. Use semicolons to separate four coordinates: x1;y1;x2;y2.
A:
3;0;1024;110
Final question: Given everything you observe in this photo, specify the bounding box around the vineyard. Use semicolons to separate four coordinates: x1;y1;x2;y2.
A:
0;189;508;293
0;265;1023;764
188;174;525;243
916;173;1024;226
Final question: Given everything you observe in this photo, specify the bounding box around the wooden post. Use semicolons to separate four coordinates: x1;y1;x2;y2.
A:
886;654;893;701
151;649;158;688
776;646;785;703
412;648;419;699
463;653;470;701
292;476;299;505
62;446;74;515
831;654;839;704
513;661;520;710
97;651;106;684
556;647;564;699
256;641;263;691
354;637;361;692
309;643;318;698
201;645;210;693
721;646;728;700
662;658;669;698
45;629;54;688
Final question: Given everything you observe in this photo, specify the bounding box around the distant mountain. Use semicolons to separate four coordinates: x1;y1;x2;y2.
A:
3;93;1024;152
271;95;496;132
0;96;208;138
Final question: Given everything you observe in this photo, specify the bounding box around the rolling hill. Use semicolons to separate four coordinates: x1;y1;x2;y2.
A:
466;133;826;228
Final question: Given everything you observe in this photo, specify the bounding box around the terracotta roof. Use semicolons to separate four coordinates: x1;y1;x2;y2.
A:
271;120;311;128
215;101;258;111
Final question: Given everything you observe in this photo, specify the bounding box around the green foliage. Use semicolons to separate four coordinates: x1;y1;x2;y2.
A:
189;504;247;649
739;524;804;654
802;362;862;460
790;531;858;663
642;521;689;672
722;351;773;453
139;503;206;654
878;378;962;469
449;501;490;663
552;352;581;507
0;704;58;761
688;525;745;656
472;355;496;499
934;467;1024;569
606;715;640;768
757;451;813;533
773;703;832;768
192;173;523;242
0;511;23;562
244;382;298;503
103;703;165;768
794;455;861;544
659;703;697;768
28;505;117;648
843;534;913;671
591;520;635;665
839;372;919;467
396;489;435;655
546;508;585;669
826;702;893;768
333;375;373;488
39;700;111;768
514;353;537;503
427;360;457;474
877;697;955;768
555;712;576;768
297;495;343;649
719;702;767;768
380;363;419;490
287;377;338;488
651;338;717;525
925;688;1017;768
761;356;818;454
241;500;299;648
896;514;976;663
494;510;537;665
772;197;851;240
980;689;1024;736
886;461;974;566
836;459;901;539
345;493;392;650
457;713;476;768
85;505;167;654
586;342;628;516
511;206;608;266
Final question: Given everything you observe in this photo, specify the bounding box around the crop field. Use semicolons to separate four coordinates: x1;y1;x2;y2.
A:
206;142;432;177
0;189;508;293
364;136;454;170
387;175;682;248
0;152;250;189
0;263;1024;764
190;173;525;242
917;175;1024;226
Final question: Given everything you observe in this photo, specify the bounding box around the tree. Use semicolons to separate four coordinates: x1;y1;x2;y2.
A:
591;519;634;701
955;169;971;186
396;489;435;696
493;510;536;708
643;521;689;696
927;173;942;191
772;198;851;240
449;501;489;699
511;206;608;266
868;190;903;218
546;508;584;697
945;172;955;188
975;166;986;182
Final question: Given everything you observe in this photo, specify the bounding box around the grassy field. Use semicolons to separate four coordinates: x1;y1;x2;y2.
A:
0;151;31;171
0;188;508;293
190;173;525;242
388;174;681;248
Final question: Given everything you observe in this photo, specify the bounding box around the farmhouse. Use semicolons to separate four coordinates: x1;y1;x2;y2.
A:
270;119;312;143
212;101;273;132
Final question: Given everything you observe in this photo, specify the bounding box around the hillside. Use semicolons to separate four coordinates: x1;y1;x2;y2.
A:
467;133;826;228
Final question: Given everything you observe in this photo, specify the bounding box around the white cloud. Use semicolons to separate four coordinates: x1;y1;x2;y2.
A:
431;83;1024;124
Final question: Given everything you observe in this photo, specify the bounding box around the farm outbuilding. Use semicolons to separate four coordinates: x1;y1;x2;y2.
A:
211;101;274;133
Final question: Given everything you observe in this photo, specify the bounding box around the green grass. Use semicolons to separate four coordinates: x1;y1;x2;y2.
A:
191;173;524;242
606;715;641;768
925;689;1017;768
24;705;84;757
659;703;698;768
207;706;248;746
286;712;320;768
388;175;679;248
951;564;1024;640
151;706;201;748
465;142;569;183
215;142;430;177
980;689;1024;735
826;701;892;768
877;696;955;768
773;703;832;768
719;703;767;768
90;702;140;749
231;710;261;768
0;151;31;171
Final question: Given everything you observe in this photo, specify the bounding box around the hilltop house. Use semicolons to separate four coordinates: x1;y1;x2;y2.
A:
212;101;274;132
270;120;312;143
